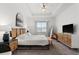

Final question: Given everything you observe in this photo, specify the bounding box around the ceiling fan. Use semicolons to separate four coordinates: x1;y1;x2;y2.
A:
41;3;47;12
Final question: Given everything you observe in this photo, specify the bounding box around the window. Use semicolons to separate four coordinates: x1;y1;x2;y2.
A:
36;21;47;32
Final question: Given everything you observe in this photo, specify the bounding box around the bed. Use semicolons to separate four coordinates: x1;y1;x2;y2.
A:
16;33;49;49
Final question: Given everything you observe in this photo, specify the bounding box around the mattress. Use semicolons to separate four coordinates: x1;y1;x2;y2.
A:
16;34;49;46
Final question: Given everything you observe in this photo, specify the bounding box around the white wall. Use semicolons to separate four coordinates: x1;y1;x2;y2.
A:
16;4;56;36
0;3;56;36
56;4;79;35
0;4;17;27
25;16;56;36
55;4;79;48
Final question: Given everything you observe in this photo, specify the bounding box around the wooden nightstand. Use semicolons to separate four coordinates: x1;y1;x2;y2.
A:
48;37;52;45
51;33;58;40
9;39;18;52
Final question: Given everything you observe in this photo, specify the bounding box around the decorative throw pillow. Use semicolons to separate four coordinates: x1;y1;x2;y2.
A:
3;33;9;43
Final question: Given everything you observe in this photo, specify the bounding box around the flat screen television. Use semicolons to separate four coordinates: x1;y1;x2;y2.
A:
63;24;74;33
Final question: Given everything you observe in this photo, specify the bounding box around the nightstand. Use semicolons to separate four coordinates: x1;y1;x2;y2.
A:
9;39;18;52
51;33;58;40
48;37;52;45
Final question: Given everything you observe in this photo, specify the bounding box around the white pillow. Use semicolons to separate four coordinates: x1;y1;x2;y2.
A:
28;32;32;36
25;32;32;36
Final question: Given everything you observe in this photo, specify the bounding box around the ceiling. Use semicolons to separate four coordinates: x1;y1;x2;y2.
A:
0;3;74;17
26;3;74;17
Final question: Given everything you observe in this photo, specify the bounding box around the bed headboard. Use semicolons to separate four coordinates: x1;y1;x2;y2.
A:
11;27;26;39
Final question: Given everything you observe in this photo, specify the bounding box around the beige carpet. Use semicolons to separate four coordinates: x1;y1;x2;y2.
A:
13;39;79;55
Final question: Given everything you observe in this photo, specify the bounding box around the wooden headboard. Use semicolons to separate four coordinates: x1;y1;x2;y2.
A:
11;27;26;39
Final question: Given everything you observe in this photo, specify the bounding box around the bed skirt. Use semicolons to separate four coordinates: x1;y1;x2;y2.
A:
17;45;50;50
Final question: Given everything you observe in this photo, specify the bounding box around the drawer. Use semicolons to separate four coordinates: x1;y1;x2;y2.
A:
67;39;71;46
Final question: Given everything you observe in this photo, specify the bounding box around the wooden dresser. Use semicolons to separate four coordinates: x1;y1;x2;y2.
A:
55;33;79;48
56;33;71;47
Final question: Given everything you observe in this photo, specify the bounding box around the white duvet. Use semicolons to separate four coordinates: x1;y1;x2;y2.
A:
16;33;49;46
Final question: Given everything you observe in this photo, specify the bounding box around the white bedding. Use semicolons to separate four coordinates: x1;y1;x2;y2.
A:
16;34;49;46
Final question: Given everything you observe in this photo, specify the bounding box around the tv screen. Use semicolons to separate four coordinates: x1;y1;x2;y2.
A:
63;24;74;33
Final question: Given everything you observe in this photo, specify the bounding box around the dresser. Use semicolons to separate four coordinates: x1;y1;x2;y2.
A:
56;33;71;47
54;33;79;48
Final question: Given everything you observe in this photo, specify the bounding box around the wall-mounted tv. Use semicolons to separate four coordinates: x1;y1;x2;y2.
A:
63;24;74;33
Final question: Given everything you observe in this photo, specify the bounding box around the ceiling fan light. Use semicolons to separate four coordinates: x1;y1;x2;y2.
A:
42;8;46;12
41;3;47;12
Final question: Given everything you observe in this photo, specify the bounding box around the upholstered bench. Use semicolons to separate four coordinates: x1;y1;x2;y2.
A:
0;42;12;55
